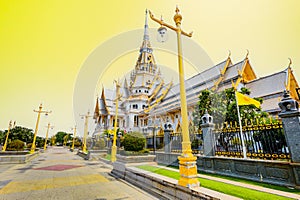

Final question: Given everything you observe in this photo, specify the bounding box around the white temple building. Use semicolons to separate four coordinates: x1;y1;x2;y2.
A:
93;11;300;136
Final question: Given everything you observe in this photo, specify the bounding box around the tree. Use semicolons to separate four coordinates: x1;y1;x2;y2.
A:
1;126;34;145
0;130;5;145
54;132;68;145
35;136;44;148
193;87;268;127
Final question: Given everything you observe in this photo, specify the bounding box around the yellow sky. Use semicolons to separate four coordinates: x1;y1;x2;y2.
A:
0;0;299;136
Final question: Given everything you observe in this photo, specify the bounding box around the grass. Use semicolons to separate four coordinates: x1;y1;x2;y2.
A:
166;165;300;195
200;170;300;195
137;165;295;200
104;154;111;161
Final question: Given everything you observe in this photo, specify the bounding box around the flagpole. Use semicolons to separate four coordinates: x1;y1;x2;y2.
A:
235;91;247;159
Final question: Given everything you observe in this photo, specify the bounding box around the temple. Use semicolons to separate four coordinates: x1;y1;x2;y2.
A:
93;11;300;135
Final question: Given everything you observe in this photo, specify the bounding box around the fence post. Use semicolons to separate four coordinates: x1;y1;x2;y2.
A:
164;122;173;153
278;90;300;163
200;111;215;156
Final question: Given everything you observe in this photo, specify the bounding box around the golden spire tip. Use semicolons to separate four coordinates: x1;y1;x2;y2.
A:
175;5;179;13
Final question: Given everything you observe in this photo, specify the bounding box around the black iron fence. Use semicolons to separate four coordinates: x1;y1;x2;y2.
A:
146;135;164;151
214;121;290;160
146;131;203;154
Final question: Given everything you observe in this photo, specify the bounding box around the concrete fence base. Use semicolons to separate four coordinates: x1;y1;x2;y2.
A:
156;152;300;189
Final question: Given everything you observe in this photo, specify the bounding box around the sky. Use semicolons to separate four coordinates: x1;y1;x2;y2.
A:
0;0;299;137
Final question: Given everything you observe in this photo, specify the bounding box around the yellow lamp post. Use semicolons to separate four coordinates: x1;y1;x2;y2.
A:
149;7;199;188
2;121;15;152
71;125;77;151
30;104;51;154
44;123;54;151
80;111;92;153
111;80;122;162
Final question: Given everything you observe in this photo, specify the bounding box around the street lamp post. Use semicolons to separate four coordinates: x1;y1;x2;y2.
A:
111;80;122;162
44;123;54;151
149;7;199;188
80;111;92;153
2;121;15;152
30;104;51;154
71;125;77;151
152;115;158;155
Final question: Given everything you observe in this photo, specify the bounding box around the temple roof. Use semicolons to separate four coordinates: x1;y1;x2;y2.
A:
151;58;232;115
98;88;125;116
246;70;287;98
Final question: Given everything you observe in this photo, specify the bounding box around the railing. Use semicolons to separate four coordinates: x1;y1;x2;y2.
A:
146;135;164;150
146;131;203;154
214;121;290;160
170;132;203;154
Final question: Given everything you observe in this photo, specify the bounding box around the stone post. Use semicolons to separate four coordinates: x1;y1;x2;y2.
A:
200;111;215;156
278;90;300;163
164;122;173;153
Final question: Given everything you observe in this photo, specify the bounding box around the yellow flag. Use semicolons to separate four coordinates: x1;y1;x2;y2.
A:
236;92;260;108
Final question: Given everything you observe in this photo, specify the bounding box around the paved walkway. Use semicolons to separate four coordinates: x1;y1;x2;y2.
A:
0;147;157;200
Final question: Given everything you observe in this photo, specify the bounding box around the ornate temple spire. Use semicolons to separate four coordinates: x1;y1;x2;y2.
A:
141;9;151;50
143;9;149;41
93;96;100;120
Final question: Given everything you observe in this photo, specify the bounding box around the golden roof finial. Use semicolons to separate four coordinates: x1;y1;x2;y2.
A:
245;49;249;59
228;50;231;58
288;57;292;68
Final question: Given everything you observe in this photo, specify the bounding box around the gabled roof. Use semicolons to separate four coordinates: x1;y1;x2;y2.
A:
260;96;281;113
97;88;125;116
246;70;287;98
152;59;231;115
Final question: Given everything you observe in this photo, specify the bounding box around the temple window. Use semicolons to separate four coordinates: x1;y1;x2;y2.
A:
134;115;139;127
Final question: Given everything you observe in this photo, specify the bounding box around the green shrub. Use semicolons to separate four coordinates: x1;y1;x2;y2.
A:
93;138;105;150
140;148;150;154
7;139;25;151
191;139;203;149
74;141;81;147
26;143;32;149
122;132;146;152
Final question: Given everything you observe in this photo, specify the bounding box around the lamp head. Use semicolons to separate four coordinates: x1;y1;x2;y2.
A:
157;26;168;43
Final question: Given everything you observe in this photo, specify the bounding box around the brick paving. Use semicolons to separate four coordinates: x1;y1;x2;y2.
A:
0;147;157;200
